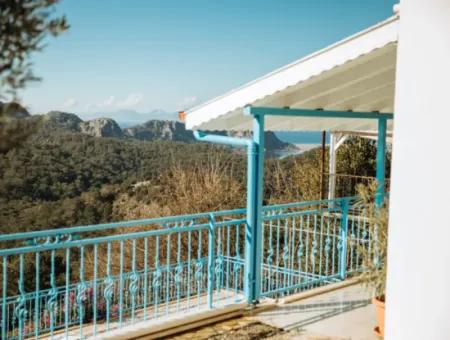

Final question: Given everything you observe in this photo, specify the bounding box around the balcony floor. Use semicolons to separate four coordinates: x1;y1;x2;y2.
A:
251;284;377;339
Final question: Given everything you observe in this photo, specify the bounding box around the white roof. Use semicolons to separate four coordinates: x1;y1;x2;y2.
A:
185;15;399;132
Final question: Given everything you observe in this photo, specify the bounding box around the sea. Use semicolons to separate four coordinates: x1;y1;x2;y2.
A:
274;131;329;158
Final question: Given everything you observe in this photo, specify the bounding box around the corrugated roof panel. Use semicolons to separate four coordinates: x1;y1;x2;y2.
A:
185;15;399;132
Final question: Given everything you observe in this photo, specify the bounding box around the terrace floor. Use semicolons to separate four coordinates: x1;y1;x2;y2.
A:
251;283;377;339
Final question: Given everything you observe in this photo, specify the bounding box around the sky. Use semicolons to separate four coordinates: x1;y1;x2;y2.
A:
22;0;398;115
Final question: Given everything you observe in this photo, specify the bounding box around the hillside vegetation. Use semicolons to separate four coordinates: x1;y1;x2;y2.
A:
0;125;387;234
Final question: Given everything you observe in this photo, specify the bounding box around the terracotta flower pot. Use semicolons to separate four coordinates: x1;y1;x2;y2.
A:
372;296;385;337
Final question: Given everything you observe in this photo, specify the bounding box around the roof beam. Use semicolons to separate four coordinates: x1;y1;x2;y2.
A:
244;106;394;120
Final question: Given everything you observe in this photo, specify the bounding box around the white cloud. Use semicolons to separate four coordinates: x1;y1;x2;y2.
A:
98;95;116;108
118;93;144;108
88;93;145;112
177;96;198;111
62;98;78;109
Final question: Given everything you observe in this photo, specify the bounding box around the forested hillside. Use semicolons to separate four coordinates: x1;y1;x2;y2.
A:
0;131;245;232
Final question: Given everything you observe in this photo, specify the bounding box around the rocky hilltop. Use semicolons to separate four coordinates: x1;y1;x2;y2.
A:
124;120;194;142
80;118;124;138
44;111;83;132
124;120;291;151
41;111;123;138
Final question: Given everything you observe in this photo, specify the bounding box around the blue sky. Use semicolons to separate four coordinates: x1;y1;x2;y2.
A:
22;0;397;115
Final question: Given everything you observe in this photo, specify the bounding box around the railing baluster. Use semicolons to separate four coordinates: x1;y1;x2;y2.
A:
16;254;27;340
93;244;98;335
64;247;70;339
282;219;289;294
364;208;370;260
298;216;304;287
130;240;138;323
77;246;86;339
165;233;171;315
2;256;7;340
325;211;331;277
48;250;58;338
311;214;318;288
289;216;296;291
209;215;217;307
275;216;281;294
267;215;273;294
119;241;124;326
175;229;182;312
318;212;324;280
195;230;202;309
153;235;160;318
356;213;362;270
234;223;241;301
104;243;113;331
34;252;40;339
305;215;310;288
187;231;192;310
216;228;223;301
143;237;148;320
350;213;356;272
332;213;337;275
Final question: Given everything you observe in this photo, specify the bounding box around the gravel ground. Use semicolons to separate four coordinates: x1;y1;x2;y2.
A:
167;316;283;340
166;316;349;340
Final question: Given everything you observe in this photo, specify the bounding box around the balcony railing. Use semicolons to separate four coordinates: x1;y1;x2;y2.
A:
0;197;372;339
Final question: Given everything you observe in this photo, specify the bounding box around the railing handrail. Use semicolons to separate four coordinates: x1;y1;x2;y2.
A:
0;218;248;256
0;197;356;243
0;207;247;242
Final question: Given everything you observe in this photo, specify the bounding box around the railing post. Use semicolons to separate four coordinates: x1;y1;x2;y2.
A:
244;113;265;304
207;214;215;308
339;198;350;279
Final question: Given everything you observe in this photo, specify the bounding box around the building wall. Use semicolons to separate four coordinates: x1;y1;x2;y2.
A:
386;1;450;339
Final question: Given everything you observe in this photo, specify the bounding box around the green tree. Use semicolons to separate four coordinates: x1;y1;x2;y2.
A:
0;0;68;152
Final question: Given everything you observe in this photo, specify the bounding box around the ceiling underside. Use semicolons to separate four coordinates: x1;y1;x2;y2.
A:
186;16;399;132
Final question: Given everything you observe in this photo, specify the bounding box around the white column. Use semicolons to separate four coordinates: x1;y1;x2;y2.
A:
328;133;348;200
328;132;337;200
386;1;450;339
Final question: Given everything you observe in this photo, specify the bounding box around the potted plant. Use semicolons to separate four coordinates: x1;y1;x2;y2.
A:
356;181;389;338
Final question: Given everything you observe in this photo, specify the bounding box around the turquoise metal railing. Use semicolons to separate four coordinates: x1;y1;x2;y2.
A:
0;209;247;339
0;197;372;339
260;197;371;298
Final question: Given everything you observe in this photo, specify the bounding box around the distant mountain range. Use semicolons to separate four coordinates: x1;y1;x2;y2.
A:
76;109;179;127
2;102;294;153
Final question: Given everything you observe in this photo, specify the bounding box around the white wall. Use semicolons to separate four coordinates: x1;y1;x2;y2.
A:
386;1;450;339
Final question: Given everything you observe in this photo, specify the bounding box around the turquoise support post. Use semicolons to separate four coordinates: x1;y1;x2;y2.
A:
193;130;261;304
245;114;265;304
375;118;387;207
